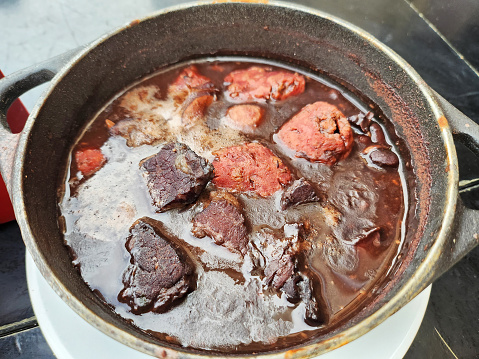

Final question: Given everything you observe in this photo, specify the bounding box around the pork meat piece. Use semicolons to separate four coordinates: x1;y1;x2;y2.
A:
119;218;196;314
191;191;248;256
250;226;327;325
255;229;301;290
141;142;213;212
225;66;305;102
277;101;354;165
168;66;217;126
74;148;105;176
298;277;327;326
212;142;292;197
168;65;215;99
111;117;167;147
225;104;265;132
280;178;320;210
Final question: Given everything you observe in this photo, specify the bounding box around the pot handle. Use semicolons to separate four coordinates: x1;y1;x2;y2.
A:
0;48;83;194
0;47;83;133
432;91;479;279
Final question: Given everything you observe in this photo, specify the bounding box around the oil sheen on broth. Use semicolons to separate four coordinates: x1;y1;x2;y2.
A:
58;59;406;353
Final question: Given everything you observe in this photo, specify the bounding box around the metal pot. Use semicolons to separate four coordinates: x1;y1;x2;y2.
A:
0;2;478;358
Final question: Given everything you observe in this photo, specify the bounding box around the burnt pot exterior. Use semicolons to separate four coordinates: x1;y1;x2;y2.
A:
0;2;476;358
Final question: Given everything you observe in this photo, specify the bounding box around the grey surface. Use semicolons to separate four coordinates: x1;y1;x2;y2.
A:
0;327;55;359
0;0;478;358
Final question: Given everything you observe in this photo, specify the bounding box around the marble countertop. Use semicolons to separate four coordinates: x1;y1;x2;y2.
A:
0;0;478;358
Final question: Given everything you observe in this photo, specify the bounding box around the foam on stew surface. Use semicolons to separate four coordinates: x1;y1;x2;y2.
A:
58;58;407;353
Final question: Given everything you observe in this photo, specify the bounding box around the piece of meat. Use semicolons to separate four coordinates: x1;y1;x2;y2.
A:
141;142;213;212
191;191;248;255
119;218;196;314
225;66;305;102
182;94;215;126
111;117;167;147
255;229;300;290
212;142;292;197
281;274;302;303
252;226;326;325
168;66;217;126
280;178;320;210
74;148;106;176
277;101;354;165
168;66;215;99
225;104;265;131
298;277;327;326
108;86;169;147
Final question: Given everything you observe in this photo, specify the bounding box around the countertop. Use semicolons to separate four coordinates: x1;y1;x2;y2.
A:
0;0;478;358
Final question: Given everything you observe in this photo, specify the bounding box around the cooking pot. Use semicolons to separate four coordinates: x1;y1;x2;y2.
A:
0;1;478;357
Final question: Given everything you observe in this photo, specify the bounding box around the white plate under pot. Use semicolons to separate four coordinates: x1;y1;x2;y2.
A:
26;253;430;359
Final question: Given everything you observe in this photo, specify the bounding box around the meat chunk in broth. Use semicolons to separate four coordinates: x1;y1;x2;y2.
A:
225;66;305;102
141;142;213;212
252;227;327;325
168;65;217;126
280;178;321;210
212;142;292;197
192;191;248;256
119;218;196;314
277;101;354;165
225;104;265;132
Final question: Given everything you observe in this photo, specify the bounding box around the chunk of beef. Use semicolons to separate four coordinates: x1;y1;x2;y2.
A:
252;227;327;326
298;277;327;326
213;143;292;197
75;148;105;176
168;66;217;126
225;66;305;102
225;104;265;132
280;178;320;210
281;274;302;303
277;101;354;165
255;229;300;290
369;122;387;145
119;218;196;314
191;191;248;255
141;142;213;212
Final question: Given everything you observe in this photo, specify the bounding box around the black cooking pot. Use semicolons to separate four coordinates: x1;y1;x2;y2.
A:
0;2;478;358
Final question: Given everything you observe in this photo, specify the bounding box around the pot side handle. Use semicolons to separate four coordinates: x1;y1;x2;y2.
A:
432;91;479;280
0;48;83;195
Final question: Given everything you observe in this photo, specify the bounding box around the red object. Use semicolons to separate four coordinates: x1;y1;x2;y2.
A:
74;148;106;176
225;66;305;102
226;104;265;131
277;101;354;165
168;65;214;96
0;69;29;223
212;142;292;197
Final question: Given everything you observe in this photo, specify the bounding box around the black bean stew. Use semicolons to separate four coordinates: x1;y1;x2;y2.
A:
58;58;407;353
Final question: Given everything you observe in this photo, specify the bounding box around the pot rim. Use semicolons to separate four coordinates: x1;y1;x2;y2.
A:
12;1;459;357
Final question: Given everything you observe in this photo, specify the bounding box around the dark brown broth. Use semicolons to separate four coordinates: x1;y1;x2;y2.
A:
59;58;406;353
